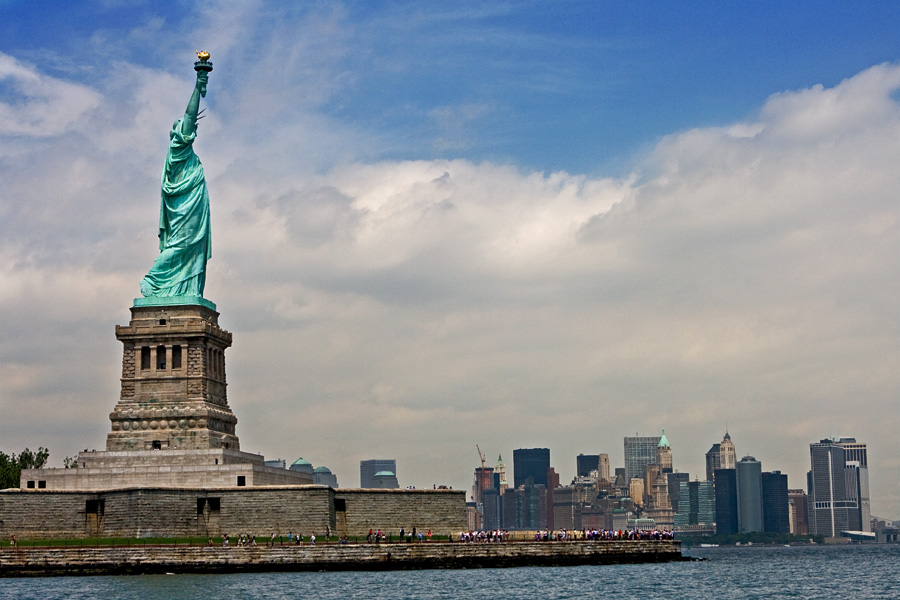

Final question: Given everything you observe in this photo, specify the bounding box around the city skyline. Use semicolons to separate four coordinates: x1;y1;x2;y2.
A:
0;3;898;518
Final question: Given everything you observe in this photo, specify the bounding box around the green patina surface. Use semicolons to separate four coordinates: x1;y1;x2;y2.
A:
140;61;214;300
133;296;217;310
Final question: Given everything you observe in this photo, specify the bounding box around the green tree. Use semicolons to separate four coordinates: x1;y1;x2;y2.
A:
0;447;50;489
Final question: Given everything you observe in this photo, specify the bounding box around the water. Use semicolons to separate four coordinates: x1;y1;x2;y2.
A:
1;544;897;599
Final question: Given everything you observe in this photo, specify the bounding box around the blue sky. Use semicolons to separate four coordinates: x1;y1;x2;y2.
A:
4;1;897;174
1;1;899;518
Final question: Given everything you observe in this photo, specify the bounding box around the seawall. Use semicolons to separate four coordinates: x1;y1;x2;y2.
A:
0;541;684;577
0;487;466;539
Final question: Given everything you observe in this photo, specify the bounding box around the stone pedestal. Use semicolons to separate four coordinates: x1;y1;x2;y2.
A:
20;300;316;491
107;303;239;452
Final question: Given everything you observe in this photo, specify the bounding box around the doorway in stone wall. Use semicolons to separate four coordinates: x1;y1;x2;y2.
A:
334;498;348;537
85;498;104;536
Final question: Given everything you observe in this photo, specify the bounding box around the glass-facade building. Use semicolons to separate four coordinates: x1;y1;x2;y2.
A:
808;438;869;536
714;468;739;535
761;471;789;533
576;454;600;478
360;459;397;489
667;472;690;513
674;480;715;528
513;448;550;488
624;436;661;482
737;456;763;533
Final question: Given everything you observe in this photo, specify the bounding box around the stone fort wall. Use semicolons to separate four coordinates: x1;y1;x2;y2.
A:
0;487;465;540
0;541;685;576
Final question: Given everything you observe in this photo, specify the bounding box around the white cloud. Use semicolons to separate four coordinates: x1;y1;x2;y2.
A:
0;47;897;516
0;53;102;137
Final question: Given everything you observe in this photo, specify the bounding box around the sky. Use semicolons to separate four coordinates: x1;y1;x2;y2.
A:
0;1;898;519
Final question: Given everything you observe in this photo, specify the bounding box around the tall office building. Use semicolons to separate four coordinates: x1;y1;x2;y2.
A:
629;478;645;506
504;481;549;529
737;456;763;533
576;454;600;478
495;455;508;495
808;438;869;536
513;448;550;488
547;467;560;490
787;489;808;535
312;466;338;488
761;471;789;533
667;472;690;513
552;486;577;530
657;430;673;473
837;438;870;532
360;459;396;489
714;468;739;535
644;464;674;528
482;488;502;530
370;470;399;489
624;435;661;482
473;466;494;505
598;453;611;482
674;480;715;529
705;431;736;482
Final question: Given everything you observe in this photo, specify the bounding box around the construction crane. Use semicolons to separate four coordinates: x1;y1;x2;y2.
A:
475;444;488;508
476;444;486;472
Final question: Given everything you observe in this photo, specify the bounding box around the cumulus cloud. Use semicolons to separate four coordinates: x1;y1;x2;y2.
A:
0;53;102;137
0;39;897;516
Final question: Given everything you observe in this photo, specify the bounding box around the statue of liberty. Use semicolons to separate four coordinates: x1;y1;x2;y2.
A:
140;53;213;299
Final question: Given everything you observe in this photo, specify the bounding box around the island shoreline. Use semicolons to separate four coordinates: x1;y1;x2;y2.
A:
0;540;686;577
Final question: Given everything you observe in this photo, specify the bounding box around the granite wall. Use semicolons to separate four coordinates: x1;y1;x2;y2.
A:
0;487;465;540
0;540;684;576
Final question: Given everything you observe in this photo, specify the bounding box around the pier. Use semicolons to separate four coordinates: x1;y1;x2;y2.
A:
0;540;685;577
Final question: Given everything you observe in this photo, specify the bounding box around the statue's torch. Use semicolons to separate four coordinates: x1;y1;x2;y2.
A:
194;51;212;97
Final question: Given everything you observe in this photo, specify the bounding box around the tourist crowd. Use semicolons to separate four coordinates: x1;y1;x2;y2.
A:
455;528;675;542
214;527;674;547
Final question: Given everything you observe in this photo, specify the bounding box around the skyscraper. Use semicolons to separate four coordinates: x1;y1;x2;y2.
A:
370;470;399;489
624;435;661;482
312;466;338;488
482;488;501;530
761;471;789;533
674;480;715;529
737;456;763;533
495;455;508;495
788;489;809;535
513;448;550;488
667;472;690;513
705;431;736;482
808;438;869;536
360;458;396;489
629;478;645;506
837;438;870;532
598;454;611;482
473;466;494;505
714;468;739;535
505;480;549;529
657;430;673;474
576;454;600;478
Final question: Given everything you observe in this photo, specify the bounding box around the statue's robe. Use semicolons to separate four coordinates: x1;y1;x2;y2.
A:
140;118;212;297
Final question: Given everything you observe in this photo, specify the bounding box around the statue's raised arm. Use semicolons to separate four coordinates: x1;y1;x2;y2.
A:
181;70;208;137
139;53;214;301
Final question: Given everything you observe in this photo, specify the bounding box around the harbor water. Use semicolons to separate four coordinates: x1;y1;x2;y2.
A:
1;543;897;599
